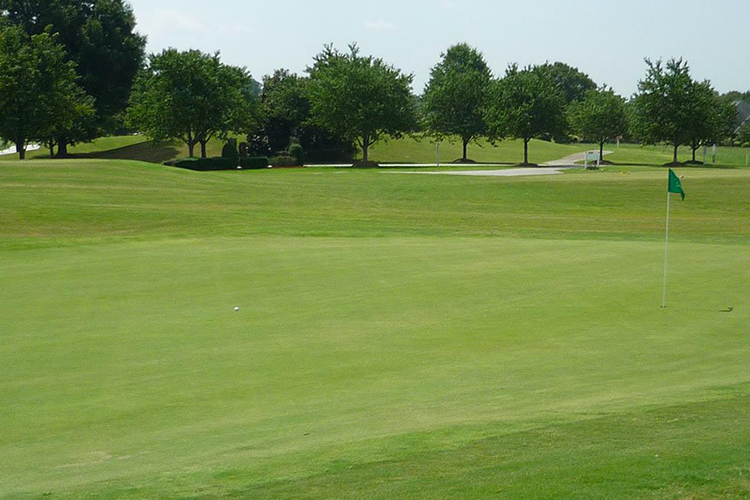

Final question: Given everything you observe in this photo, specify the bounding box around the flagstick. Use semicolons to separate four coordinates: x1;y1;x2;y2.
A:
662;191;671;309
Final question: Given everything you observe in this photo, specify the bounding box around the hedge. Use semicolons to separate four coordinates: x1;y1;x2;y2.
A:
269;155;299;167
169;156;269;171
174;157;236;171
240;156;269;169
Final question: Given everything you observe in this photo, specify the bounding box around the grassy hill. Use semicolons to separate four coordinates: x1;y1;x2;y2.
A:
3;135;748;166
1;159;749;499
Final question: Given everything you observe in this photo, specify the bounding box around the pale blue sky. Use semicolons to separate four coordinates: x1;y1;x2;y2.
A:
128;0;748;96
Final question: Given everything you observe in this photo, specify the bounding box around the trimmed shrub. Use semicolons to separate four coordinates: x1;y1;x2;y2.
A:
269;155;299;167
221;139;239;165
288;143;305;165
174;157;236;171
240;156;269;169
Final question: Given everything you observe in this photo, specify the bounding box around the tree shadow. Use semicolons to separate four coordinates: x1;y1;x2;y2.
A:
71;141;181;164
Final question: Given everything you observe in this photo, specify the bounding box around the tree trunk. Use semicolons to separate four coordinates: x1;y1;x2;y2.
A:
187;141;195;158
58;139;69;158
362;135;369;163
599;141;605;164
692;146;697;162
49;141;55;158
16;139;25;160
524;138;529;164
200;140;207;158
673;143;679;165
462;139;468;162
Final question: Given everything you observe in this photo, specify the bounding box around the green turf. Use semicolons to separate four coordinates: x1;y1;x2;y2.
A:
1;160;749;499
366;137;750;167
0;135;228;163
3;134;749;168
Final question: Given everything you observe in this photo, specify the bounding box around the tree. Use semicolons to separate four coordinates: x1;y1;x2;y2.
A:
569;87;628;162
127;49;257;158
247;69;354;161
0;25;94;159
631;59;695;165
534;62;597;104
0;0;146;154
307;44;417;164
484;65;567;165
422;44;492;162
685;81;737;163
737;121;750;146
255;69;311;153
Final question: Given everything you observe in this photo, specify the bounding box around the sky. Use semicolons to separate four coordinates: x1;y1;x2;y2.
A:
129;0;749;97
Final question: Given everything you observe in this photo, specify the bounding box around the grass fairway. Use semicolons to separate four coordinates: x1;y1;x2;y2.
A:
1;161;750;499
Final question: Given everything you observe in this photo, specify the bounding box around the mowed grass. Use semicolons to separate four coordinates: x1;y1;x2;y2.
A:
1;160;750;499
3;134;749;167
0;135;229;163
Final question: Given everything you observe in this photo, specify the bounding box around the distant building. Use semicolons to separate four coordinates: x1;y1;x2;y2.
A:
734;100;750;134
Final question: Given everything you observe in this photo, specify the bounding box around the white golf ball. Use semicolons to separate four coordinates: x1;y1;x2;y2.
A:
234;307;240;312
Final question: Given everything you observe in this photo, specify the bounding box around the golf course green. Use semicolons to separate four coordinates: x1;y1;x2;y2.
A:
1;159;749;499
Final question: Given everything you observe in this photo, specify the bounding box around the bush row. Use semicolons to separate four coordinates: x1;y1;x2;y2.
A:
171;156;269;171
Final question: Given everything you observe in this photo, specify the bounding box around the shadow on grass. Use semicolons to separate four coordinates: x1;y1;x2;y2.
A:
71;141;181;164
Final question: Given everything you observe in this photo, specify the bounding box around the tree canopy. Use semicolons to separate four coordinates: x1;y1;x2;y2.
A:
0;25;94;159
422;44;492;162
631;59;696;165
684;81;737;162
0;0;146;153
568;87;628;161
307;44;417;164
127;49;257;158
535;62;597;104
485;65;567;165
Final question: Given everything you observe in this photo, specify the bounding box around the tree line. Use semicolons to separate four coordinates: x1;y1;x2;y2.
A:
0;2;742;165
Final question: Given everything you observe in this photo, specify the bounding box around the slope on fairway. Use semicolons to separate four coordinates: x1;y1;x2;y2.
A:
1;160;749;499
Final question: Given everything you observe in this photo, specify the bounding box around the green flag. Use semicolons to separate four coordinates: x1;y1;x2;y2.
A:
668;169;685;201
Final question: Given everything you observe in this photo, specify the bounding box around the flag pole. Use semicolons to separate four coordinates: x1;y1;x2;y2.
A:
662;190;671;309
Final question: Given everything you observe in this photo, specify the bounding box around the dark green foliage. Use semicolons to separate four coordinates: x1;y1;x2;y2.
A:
485;65;567;165
0;0;147;151
240;156;269;169
736;121;750;146
238;142;250;159
422;44;492;161
723;90;750;103
307;44;418;163
247;69;353;162
684;81;737;162
127;49;257;158
221;138;240;164
569;87;628;160
631;59;695;165
269;155;299;167
256;69;310;153
534;62;597;104
173;157;236;171
288;143;305;165
0;25;94;159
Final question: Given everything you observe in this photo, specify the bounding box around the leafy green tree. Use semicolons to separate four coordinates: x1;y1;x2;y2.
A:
631;59;695;165
737;121;750;146
0;25;94;159
569;87;628;162
685;81;737;163
307;44;417;164
422;44;492;162
127;49;257;158
485;65;567;165
535;62;597;104
0;0;146;154
256;69;311;153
